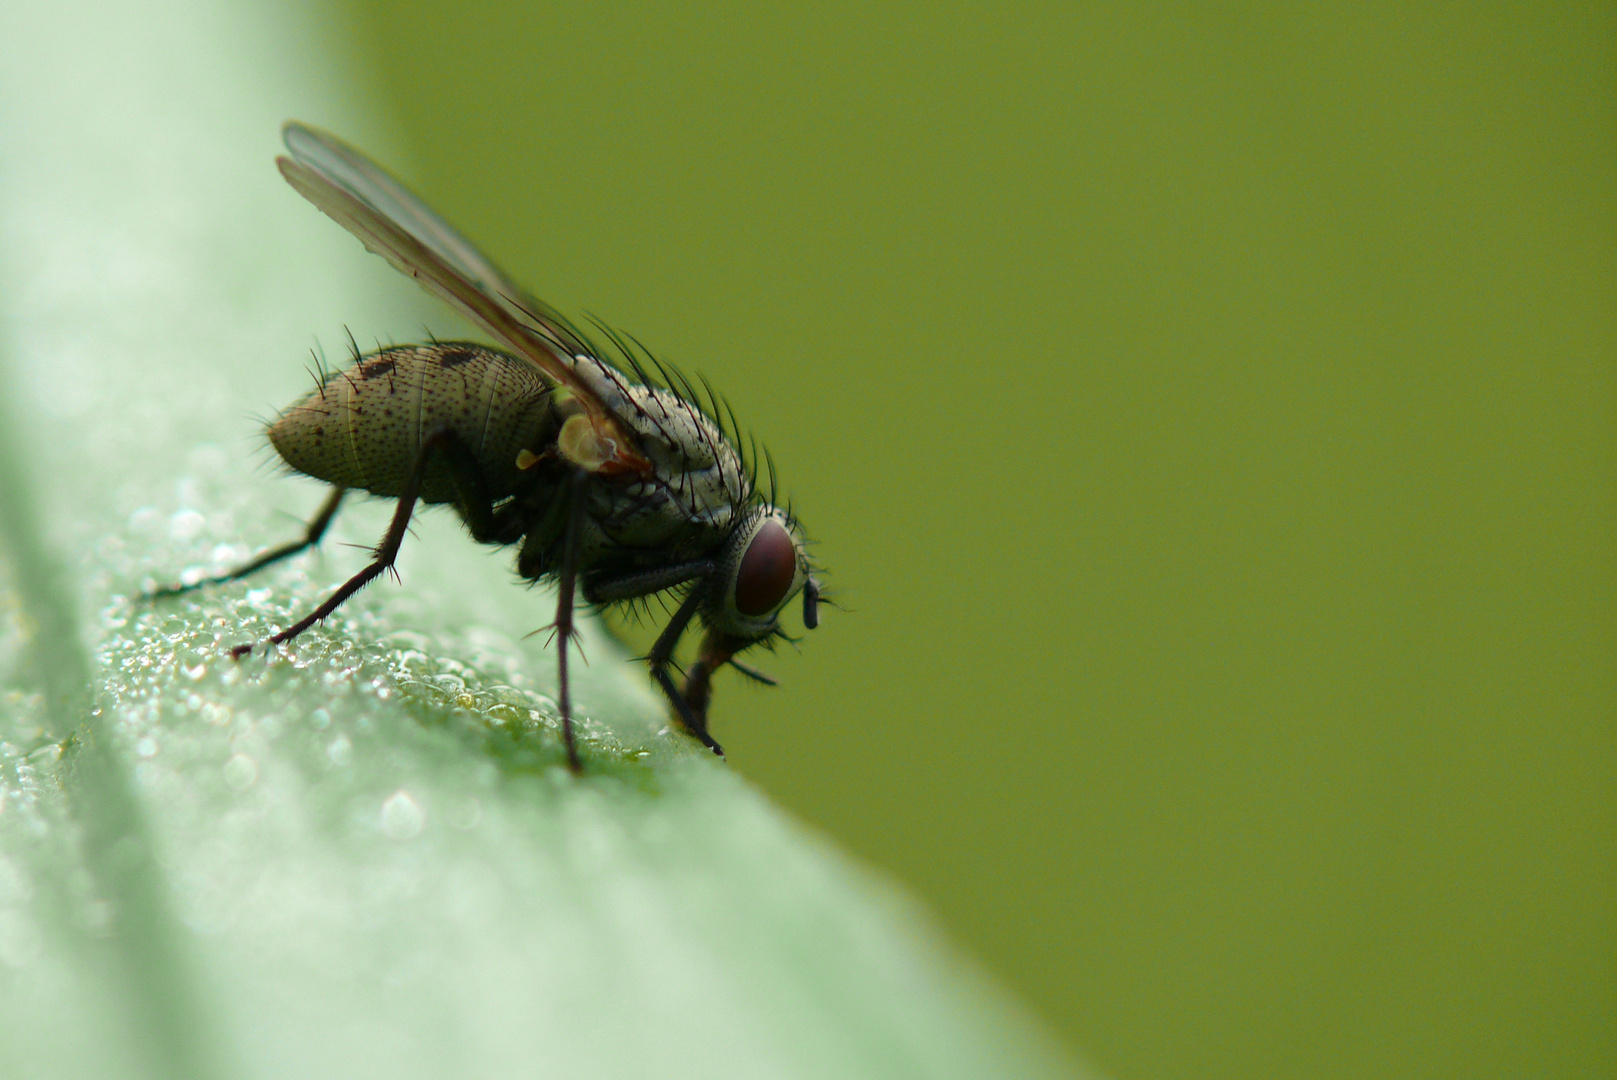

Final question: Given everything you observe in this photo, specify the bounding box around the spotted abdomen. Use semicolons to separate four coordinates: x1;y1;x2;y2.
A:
268;342;556;504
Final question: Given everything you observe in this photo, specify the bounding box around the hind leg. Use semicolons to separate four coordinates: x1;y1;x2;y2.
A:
146;486;346;599
230;427;489;656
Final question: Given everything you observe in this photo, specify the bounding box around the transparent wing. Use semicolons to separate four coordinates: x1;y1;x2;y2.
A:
278;120;607;419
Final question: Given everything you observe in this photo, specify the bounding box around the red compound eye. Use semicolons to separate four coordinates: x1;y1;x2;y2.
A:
734;519;798;617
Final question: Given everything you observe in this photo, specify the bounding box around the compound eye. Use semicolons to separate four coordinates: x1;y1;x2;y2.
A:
734;519;799;617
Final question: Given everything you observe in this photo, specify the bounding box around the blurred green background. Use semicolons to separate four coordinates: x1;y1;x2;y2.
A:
320;3;1612;1078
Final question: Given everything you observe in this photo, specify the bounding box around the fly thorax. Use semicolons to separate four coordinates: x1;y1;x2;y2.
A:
561;355;748;544
620;385;749;529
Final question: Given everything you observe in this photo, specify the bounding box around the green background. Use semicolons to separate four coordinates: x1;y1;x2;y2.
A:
323;3;1610;1078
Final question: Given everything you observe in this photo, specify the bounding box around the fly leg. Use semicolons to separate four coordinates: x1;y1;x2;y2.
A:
585;563;726;757
679;628;754;743
146;486;346;598
514;477;598;772
550;477;585;774
230;427;489;659
646;583;726;757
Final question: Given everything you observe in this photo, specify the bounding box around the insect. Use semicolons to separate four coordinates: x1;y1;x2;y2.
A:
151;121;821;771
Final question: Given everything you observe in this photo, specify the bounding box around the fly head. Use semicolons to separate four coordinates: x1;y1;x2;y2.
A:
709;507;817;645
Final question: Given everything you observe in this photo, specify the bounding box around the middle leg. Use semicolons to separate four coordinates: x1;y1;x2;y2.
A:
550;476;585;773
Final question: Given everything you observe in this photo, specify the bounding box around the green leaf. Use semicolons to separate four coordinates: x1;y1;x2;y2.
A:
0;2;1082;1078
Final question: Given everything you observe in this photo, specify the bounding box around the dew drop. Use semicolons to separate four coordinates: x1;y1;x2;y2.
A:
381;790;425;841
222;753;257;791
0;856;30;904
168;509;206;541
449;797;483;831
0;908;42;969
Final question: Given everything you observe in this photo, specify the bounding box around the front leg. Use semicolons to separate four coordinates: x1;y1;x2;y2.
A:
585;562;729;756
678;628;754;738
642;580;726;757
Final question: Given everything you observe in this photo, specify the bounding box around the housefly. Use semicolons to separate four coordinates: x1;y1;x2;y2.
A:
152;122;821;772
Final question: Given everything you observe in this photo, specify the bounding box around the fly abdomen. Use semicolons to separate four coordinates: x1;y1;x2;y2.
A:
268;342;556;503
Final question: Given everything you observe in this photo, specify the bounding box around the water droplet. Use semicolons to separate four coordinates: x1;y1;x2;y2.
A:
189;444;228;474
0;856;31;904
449;797;483;831
0;909;43;968
133;737;158;758
222;753;257;791
326;735;352;767
83;900;114;937
309;708;331;730
168;509;206;541
381;790;424;841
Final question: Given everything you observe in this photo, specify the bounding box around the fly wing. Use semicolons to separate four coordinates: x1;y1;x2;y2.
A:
278;121;607;419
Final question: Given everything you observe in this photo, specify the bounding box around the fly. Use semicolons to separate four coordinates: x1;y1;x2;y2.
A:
150;121;822;772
